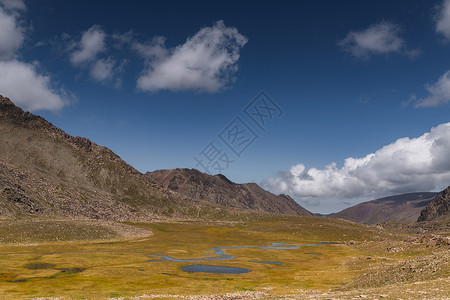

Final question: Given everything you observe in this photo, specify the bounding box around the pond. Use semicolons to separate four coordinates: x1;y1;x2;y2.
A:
1;242;336;275
182;264;251;274
249;260;282;265
146;242;337;273
147;242;335;263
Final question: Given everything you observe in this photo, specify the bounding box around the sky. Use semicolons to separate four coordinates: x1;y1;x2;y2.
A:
1;0;450;214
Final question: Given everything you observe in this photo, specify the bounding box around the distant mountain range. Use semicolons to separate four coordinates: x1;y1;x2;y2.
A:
1;94;448;224
329;192;438;224
146;168;312;216
0;95;311;221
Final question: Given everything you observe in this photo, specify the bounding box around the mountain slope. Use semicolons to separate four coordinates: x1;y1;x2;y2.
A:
145;168;312;216
0;95;309;220
329;192;437;224
418;186;450;222
0;95;189;221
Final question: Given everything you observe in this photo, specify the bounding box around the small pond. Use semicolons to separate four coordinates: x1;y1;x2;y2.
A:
146;242;337;273
147;242;335;263
182;264;251;274
1;242;336;275
249;260;282;265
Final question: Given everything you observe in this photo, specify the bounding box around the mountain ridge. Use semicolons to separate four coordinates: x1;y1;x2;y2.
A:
0;95;176;221
145;168;312;216
329;192;438;224
0;95;311;220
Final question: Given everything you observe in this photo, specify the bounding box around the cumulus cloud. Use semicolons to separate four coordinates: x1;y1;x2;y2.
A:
267;123;450;204
136;21;248;93
111;30;134;48
0;0;25;11
0;60;67;111
132;36;168;62
90;58;115;81
435;0;450;40
0;2;69;112
414;70;450;107
339;22;415;59
0;6;24;60
70;25;106;65
69;25;123;84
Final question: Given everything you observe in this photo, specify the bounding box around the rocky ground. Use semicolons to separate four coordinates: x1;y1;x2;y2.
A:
83;277;450;300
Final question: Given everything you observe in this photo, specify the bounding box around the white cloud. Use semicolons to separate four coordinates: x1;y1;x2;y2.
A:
415;70;450;107
111;30;134;48
267;123;450;204
435;0;450;40
136;21;248;93
69;25;124;84
70;25;106;65
0;60;68;111
90;58;116;82
133;36;168;61
0;0;25;11
0;6;24;60
0;2;70;112
339;22;409;59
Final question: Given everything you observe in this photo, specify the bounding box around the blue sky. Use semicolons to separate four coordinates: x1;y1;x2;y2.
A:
1;0;450;213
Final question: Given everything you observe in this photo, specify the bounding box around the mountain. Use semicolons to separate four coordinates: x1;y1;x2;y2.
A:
329;192;437;224
145;168;312;216
418;186;450;222
0;95;310;220
0;95;187;221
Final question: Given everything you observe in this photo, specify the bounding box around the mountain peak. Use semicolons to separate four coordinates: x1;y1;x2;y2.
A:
329;192;438;224
214;173;235;184
1;94;311;219
0;95;26;117
418;186;450;222
0;95;15;107
0;94;51;128
145;168;312;216
0;95;169;220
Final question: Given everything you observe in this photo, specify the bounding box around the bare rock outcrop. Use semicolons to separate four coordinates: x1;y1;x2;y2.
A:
418;186;450;222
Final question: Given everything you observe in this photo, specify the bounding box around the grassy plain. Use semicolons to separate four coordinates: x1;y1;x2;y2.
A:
0;217;448;299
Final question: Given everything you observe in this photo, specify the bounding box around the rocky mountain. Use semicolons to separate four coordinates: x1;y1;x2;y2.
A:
329;192;437;224
145;168;312;216
418;186;450;222
0;95;186;221
0;95;310;220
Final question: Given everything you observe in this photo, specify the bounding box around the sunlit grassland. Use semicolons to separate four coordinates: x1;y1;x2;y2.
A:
0;217;439;299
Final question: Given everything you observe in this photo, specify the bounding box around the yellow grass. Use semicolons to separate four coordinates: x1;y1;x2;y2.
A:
0;217;446;299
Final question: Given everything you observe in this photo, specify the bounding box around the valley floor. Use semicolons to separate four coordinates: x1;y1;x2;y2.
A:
0;217;448;299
